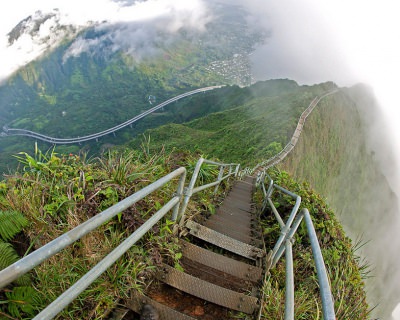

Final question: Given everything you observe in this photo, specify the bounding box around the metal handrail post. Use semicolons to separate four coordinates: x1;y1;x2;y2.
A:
284;239;294;320
213;165;225;195
234;164;240;177
172;169;187;221
178;157;204;226
271;195;301;266
265;175;274;198
267;198;285;229
303;209;335;320
273;212;304;265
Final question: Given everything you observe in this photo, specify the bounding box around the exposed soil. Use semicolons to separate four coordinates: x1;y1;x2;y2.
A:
147;282;235;319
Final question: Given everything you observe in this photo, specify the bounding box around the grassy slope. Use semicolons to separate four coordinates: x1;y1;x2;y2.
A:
0;145;369;319
260;168;369;319
128;80;333;165
280;85;400;318
0;2;264;171
0;81;373;319
0;147;231;319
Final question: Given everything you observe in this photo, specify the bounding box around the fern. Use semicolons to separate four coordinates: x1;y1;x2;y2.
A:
4;286;41;319
0;242;19;271
0;210;28;242
0;242;30;286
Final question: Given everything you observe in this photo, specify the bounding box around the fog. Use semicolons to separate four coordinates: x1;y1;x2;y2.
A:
0;0;211;81
237;1;400;318
1;0;400;318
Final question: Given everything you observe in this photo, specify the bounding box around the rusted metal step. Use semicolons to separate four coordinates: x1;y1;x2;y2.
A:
127;291;197;320
180;258;253;293
186;220;264;260
155;263;259;314
179;240;263;283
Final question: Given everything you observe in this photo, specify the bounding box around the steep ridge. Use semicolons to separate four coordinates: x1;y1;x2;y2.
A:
280;85;400;318
0;89;371;318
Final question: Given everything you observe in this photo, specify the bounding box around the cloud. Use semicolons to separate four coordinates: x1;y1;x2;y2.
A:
0;0;211;81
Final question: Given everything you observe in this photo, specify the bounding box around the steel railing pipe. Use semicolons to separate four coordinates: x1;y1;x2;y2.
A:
0;167;186;288
33;196;180;320
284;239;295;320
303;208;335;320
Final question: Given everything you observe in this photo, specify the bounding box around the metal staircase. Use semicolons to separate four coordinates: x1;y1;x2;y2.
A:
127;176;266;319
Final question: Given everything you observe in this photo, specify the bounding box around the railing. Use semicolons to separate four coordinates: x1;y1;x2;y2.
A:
256;171;335;320
0;157;238;319
2;86;224;145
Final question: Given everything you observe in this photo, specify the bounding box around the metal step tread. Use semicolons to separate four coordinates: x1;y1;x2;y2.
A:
217;202;253;215
185;220;265;260
203;220;254;243
179;240;263;282
207;212;253;226
156;263;259;314
127;291;196;320
216;207;253;217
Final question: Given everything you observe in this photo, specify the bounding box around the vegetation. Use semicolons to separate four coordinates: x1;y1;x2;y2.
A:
280;85;400;317
0;2;265;172
258;168;369;319
0;145;230;319
128;81;336;166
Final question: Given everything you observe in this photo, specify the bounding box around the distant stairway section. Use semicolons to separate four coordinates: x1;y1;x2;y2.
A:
1;86;223;145
127;176;266;319
252;89;338;172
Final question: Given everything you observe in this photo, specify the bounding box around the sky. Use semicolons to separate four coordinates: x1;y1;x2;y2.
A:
1;0;400;318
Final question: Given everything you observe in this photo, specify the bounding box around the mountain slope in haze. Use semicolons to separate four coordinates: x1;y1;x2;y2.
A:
280;85;400;319
0;2;263;135
128;80;336;165
0;2;265;171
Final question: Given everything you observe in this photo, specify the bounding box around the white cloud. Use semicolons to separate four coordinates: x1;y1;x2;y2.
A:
0;0;210;81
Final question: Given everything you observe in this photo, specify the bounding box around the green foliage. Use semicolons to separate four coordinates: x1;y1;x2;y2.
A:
0;3;266;172
129;80;329;166
0;210;28;242
0;242;19;272
2;286;42;319
259;168;370;319
0;145;231;319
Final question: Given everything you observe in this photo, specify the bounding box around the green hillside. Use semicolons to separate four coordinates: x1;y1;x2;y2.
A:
280;85;400;319
0;145;369;319
128;80;336;165
0;78;375;318
0;2;265;172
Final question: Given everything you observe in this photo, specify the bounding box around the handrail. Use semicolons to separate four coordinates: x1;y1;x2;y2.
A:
1;86;224;145
178;157;240;226
258;172;335;320
0;157;238;319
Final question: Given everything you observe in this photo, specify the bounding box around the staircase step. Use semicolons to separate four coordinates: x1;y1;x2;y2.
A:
156;263;259;314
180;240;263;282
203;220;254;243
206;213;252;228
186;220;264;260
127;291;196;320
212;207;255;222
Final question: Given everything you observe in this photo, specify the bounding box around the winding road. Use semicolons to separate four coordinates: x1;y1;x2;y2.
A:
1;86;223;145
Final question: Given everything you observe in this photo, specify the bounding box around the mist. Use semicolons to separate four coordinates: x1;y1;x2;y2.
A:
232;0;400;318
0;0;211;81
1;0;400;318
